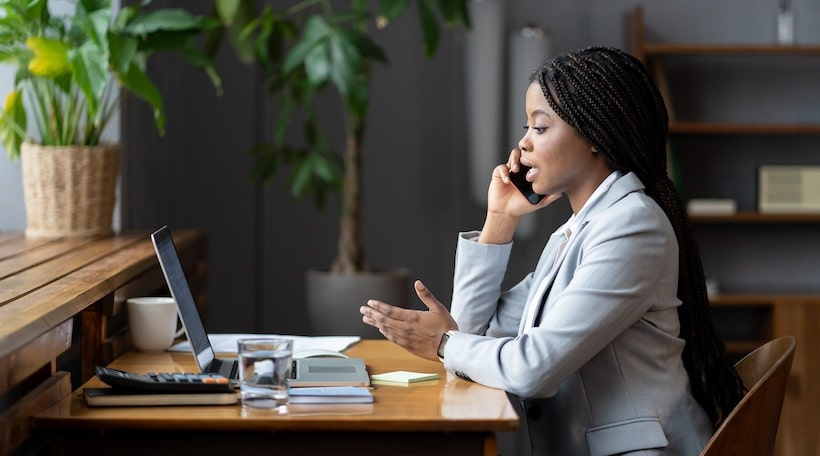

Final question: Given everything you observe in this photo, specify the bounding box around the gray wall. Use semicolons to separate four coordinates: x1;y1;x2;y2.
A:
116;0;820;338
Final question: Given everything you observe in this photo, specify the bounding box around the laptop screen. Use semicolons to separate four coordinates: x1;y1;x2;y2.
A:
150;226;215;370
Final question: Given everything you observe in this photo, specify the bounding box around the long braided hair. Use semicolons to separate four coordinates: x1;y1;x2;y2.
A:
531;46;744;427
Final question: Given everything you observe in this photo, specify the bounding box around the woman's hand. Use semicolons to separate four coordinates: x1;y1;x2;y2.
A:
480;148;562;244
360;280;457;361
489;148;560;217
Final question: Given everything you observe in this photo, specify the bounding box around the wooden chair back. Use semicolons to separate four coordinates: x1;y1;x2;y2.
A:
700;335;797;456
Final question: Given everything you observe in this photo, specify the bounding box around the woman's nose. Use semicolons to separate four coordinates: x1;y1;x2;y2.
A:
518;135;529;153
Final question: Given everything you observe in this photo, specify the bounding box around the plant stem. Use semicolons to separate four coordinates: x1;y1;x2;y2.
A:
331;108;367;274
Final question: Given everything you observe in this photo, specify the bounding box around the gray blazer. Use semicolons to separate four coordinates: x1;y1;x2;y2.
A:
444;172;713;455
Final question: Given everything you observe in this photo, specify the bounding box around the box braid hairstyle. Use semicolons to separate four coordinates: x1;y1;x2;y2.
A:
531;46;744;427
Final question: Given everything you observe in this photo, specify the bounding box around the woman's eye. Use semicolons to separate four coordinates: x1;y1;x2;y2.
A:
522;125;548;134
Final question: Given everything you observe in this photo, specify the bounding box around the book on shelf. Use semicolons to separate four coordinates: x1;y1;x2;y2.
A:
83;387;238;407
287;386;374;404
687;198;737;216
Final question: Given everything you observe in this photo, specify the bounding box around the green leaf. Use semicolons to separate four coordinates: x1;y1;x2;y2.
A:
282;15;330;75
378;0;410;23
273;94;295;147
312;152;341;184
416;0;440;59
68;41;108;121
120;60;166;135
338;28;387;62
215;0;257;64
26;37;71;77
345;78;370;121
327;29;360;95
124;9;205;35
177;41;223;96
215;0;242;24
303;41;331;86
437;0;471;27
291;153;316;198
131;28;200;53
108;32;137;78
113;4;137;30
79;0;110;15
352;0;370;12
74;8;111;51
0;89;26;161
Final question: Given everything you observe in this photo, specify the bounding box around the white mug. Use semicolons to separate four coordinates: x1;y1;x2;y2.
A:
126;297;182;352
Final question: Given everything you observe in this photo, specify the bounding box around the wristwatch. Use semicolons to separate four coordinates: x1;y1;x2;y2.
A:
437;330;457;362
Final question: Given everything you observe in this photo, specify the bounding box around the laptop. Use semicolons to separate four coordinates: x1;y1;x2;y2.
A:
150;225;370;387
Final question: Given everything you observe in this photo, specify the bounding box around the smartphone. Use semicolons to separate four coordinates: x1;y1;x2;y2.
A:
509;165;546;204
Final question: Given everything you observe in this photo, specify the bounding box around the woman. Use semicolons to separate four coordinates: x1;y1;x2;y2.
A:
360;46;744;455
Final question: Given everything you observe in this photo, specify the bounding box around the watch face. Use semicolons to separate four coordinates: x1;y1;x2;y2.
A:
437;332;450;359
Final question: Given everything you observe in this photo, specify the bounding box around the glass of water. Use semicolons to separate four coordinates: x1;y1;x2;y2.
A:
237;338;293;412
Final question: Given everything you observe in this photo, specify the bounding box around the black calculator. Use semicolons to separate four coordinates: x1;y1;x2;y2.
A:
94;366;234;393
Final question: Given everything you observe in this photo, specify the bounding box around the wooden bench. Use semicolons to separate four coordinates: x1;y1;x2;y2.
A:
0;229;206;455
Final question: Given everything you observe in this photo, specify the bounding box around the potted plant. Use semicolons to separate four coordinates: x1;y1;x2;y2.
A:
214;0;470;336
0;0;220;239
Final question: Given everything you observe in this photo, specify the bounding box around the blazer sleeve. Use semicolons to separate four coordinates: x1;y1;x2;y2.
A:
444;197;680;398
450;231;530;337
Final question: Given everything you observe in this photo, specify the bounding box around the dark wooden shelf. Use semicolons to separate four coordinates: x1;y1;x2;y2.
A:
670;122;820;134
709;294;820;306
643;43;820;56
688;212;820;223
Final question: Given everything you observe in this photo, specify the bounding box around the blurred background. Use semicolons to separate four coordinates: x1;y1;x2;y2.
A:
1;0;819;338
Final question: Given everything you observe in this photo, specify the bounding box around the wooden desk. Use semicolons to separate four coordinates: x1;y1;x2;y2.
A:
34;340;520;456
0;229;206;455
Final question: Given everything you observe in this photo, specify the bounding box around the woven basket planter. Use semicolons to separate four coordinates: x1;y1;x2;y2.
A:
21;143;120;239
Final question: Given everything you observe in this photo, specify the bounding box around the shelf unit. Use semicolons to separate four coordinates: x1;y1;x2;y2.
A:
632;6;820;456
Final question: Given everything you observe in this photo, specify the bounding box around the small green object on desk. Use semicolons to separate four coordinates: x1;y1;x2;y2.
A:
370;371;439;385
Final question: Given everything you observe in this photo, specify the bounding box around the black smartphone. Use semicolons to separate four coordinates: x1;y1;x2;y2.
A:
509;165;546;204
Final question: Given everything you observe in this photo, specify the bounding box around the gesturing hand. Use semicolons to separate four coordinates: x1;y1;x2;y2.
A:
360;280;457;361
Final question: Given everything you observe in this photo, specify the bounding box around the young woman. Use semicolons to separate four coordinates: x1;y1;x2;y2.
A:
360;46;744;455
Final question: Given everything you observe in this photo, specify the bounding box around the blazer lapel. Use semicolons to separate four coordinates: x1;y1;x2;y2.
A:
518;172;647;333
518;229;567;334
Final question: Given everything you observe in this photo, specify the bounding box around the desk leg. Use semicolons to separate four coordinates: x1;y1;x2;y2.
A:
483;432;497;456
80;294;113;383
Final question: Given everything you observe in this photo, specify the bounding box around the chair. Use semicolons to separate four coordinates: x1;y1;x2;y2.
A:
700;335;797;456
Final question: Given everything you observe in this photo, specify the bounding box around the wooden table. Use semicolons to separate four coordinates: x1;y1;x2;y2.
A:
34;340;519;456
0;229;206;456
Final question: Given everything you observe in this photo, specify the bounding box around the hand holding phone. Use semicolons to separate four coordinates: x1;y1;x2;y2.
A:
509;165;546;204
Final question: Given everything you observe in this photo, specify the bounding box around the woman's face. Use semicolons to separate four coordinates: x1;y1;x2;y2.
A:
517;81;610;211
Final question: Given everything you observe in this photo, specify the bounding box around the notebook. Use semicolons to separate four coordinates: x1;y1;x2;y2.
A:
149;225;370;387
